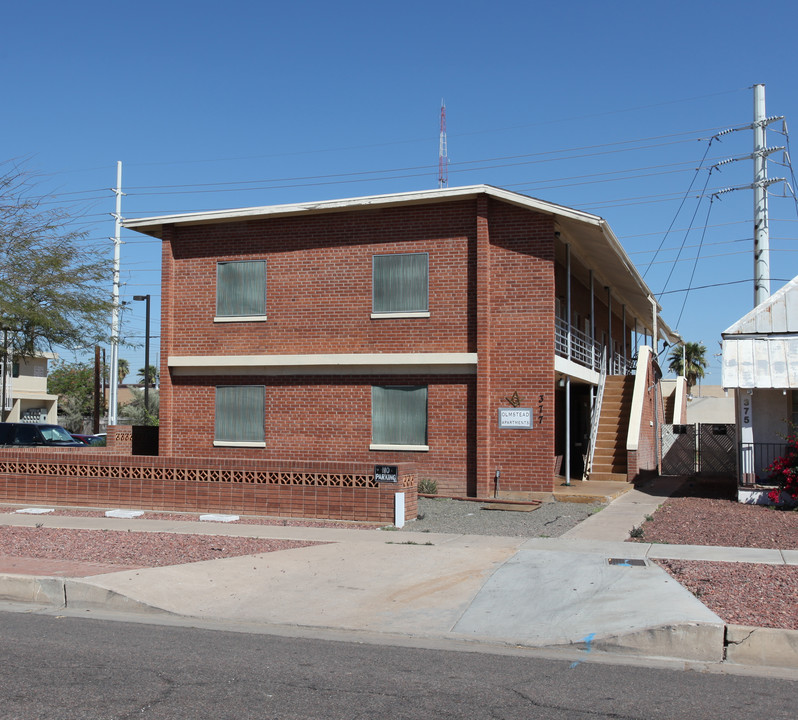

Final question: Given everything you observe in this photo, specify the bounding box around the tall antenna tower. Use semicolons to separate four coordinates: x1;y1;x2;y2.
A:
438;100;448;188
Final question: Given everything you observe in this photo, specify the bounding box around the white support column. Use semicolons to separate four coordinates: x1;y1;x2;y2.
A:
564;377;571;486
738;390;755;484
566;244;572;361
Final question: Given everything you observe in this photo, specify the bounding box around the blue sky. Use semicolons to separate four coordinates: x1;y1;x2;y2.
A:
5;0;798;384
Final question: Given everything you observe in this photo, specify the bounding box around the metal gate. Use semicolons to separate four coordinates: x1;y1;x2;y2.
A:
699;424;737;474
661;423;736;475
662;424;697;475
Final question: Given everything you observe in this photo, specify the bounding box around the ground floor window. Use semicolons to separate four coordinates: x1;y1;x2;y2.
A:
371;385;428;450
214;385;265;446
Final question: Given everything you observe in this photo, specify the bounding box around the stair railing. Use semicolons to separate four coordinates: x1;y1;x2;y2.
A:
582;347;607;481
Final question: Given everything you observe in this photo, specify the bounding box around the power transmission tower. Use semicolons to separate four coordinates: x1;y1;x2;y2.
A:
710;84;785;306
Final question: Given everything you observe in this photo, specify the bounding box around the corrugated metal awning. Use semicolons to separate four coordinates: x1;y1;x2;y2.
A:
722;335;798;389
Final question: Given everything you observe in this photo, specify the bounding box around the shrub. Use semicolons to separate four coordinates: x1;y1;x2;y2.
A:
765;430;798;503
417;478;438;495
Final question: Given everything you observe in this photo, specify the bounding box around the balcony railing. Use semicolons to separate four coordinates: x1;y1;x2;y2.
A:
555;317;631;375
738;442;786;486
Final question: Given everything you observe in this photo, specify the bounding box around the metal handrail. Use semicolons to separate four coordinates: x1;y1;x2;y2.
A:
582;348;607;481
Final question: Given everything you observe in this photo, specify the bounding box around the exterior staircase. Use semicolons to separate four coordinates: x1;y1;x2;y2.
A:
589;375;634;482
663;390;676;424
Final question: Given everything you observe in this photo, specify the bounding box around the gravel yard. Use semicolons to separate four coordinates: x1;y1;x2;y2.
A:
628;476;798;630
401;497;603;536
0;526;321;568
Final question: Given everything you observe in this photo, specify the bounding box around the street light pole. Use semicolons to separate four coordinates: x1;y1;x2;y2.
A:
133;295;151;415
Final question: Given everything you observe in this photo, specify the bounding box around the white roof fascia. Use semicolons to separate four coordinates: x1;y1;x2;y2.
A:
123;185;603;234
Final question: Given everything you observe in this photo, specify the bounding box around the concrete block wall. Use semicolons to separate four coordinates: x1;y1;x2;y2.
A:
0;448;415;523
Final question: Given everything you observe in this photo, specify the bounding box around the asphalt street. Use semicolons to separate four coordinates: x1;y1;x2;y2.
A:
0;610;794;720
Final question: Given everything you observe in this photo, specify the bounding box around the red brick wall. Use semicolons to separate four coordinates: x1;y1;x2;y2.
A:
0;449;416;523
159;194;560;496
476;200;556;495
169;374;474;497
166;201;476;356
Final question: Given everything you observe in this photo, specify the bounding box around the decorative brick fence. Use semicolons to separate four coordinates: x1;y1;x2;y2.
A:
0;444;416;524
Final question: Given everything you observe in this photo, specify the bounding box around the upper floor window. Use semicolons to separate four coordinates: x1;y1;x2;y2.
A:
216;260;267;321
372;252;429;317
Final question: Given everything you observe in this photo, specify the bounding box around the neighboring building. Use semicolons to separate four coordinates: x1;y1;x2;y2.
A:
685;385;735;425
1;353;59;423
124;185;677;497
722;275;798;489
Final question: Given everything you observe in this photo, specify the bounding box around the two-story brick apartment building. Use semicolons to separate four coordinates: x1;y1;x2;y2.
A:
124;185;676;497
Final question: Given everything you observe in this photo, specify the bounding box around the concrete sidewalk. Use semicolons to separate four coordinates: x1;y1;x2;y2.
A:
1;481;797;671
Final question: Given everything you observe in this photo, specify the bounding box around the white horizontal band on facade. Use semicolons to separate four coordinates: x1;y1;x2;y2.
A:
169;353;479;376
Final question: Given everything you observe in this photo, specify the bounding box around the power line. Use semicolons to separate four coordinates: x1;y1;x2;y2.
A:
642;137;716;278
658;278;794;295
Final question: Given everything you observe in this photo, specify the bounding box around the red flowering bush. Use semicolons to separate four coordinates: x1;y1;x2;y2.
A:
765;431;798;503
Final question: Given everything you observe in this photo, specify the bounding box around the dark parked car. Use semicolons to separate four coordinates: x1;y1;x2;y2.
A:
71;433;106;446
0;423;85;447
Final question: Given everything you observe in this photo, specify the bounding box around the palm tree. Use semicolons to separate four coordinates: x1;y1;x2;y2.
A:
137;365;159;387
668;342;708;393
117;358;130;385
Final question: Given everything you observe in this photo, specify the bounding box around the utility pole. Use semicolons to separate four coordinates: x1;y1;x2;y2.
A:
712;85;783;306
753;84;771;305
752;84;789;305
93;345;101;434
109;161;123;426
1;328;9;422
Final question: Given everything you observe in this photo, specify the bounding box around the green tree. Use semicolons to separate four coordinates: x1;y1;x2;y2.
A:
668;341;708;392
48;360;98;430
0;161;113;358
120;387;159;426
117;357;129;385
137;365;158;386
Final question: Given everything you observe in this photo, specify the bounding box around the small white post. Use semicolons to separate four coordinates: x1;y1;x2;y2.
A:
394;492;405;528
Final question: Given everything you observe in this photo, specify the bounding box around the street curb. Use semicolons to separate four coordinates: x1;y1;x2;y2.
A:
0;573;174;616
725;624;798;669
585;622;725;663
3;572;798;669
0;574;65;607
